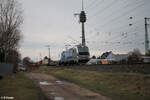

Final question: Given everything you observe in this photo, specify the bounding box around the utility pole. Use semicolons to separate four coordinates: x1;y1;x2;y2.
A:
39;53;42;61
145;17;150;55
45;45;51;65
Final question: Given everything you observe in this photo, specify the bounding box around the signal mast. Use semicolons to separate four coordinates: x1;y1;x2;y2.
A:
74;0;87;46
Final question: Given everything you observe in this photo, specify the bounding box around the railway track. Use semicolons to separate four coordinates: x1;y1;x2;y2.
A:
46;64;150;74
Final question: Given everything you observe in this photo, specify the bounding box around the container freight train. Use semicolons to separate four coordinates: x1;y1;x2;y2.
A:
59;45;90;65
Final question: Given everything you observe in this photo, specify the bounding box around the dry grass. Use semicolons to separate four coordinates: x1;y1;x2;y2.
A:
0;72;46;100
37;67;150;100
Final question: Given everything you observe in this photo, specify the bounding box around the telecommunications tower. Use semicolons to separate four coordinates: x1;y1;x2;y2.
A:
80;0;87;46
75;0;87;46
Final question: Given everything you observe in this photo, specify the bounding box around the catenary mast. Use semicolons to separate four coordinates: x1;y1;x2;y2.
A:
145;17;150;55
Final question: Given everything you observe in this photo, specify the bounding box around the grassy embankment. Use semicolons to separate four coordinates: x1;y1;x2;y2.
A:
37;66;150;100
0;73;47;100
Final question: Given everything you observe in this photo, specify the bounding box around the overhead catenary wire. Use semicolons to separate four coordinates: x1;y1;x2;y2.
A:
87;28;145;47
84;2;149;40
85;0;100;10
86;0;148;32
86;0;105;13
89;0;149;30
86;17;144;40
86;24;144;44
84;3;149;47
88;0;140;22
88;0;123;21
89;28;145;45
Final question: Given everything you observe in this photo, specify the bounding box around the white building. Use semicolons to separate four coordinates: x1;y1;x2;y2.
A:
106;52;128;61
87;52;129;65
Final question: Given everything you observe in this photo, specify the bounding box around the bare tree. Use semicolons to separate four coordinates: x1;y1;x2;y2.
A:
128;49;142;57
23;57;31;66
127;49;143;64
0;0;23;62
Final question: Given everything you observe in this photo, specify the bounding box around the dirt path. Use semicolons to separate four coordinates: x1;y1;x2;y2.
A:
25;72;111;100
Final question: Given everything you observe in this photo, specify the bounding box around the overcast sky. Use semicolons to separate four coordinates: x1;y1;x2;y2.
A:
19;0;150;61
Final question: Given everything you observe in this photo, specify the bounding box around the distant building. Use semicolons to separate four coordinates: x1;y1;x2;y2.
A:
101;51;128;61
88;51;150;65
114;54;128;61
87;59;98;65
101;51;112;59
42;58;48;65
87;52;128;65
140;55;150;63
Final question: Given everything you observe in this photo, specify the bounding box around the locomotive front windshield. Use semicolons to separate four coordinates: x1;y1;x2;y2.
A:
79;52;89;55
77;45;90;56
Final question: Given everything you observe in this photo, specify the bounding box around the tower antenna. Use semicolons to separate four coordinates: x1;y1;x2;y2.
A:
82;0;84;10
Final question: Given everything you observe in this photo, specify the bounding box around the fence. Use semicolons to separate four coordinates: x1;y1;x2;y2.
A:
0;63;14;76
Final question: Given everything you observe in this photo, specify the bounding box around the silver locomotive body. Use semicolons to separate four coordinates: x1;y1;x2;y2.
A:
76;45;90;63
60;45;90;65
